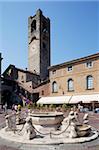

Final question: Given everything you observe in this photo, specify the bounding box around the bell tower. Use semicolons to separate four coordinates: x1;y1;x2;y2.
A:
28;9;50;80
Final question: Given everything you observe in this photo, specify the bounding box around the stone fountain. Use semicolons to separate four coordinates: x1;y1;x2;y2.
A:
29;112;64;133
0;110;98;145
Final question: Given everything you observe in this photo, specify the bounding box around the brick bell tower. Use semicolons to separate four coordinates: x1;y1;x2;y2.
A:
28;9;50;80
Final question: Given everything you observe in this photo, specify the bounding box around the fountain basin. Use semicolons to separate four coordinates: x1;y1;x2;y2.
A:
30;112;64;132
30;112;64;125
76;124;91;137
0;126;98;144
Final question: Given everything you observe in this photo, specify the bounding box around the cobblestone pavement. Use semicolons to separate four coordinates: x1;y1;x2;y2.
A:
0;109;99;150
0;146;19;150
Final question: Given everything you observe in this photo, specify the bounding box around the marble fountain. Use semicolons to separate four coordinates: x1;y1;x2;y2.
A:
0;110;98;145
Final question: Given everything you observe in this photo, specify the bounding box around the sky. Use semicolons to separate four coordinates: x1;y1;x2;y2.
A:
0;0;99;73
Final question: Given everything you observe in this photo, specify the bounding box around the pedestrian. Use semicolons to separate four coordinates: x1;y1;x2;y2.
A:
14;104;18;112
18;104;21;111
4;103;7;115
12;104;15;111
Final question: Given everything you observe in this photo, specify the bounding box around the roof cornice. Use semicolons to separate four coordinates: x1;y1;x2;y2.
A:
48;53;99;70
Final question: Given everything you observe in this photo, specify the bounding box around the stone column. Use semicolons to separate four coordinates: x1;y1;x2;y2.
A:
16;111;21;125
5;114;16;131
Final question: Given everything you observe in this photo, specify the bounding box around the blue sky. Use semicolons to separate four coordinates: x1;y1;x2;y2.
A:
0;0;99;72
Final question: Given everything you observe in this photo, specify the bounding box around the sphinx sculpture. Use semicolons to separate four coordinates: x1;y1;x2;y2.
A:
23;117;36;140
60;111;91;138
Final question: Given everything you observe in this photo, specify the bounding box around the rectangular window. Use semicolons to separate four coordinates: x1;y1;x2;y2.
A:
21;75;24;80
52;70;56;74
67;66;72;71
42;90;44;95
86;61;93;68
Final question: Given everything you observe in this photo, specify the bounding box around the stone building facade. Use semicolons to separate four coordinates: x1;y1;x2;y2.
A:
3;65;40;88
28;9;50;80
48;53;99;96
2;64;50;103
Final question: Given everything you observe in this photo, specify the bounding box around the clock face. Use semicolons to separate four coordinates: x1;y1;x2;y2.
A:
31;46;35;52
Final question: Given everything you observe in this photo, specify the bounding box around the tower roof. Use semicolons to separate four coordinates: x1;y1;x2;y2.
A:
36;9;42;15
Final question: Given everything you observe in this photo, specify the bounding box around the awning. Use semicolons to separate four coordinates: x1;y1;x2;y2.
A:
69;94;99;104
37;94;99;105
37;96;71;104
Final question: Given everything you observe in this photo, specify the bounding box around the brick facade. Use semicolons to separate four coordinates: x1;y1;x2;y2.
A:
33;81;50;97
49;53;99;96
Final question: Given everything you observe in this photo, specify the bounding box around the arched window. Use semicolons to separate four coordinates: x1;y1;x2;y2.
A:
42;21;48;33
52;81;58;93
31;20;36;32
86;75;93;89
68;79;74;91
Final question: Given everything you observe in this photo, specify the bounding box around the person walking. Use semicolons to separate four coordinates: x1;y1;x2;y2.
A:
18;104;21;112
14;104;18;112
